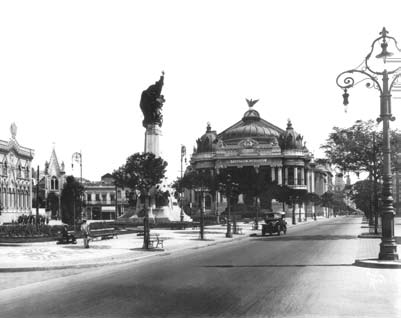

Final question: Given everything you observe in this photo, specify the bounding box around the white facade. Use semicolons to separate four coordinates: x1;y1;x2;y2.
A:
0;123;34;224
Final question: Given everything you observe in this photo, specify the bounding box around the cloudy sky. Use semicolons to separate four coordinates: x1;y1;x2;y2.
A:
1;0;401;183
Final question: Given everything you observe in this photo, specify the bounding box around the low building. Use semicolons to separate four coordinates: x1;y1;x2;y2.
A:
83;174;128;220
0;123;34;224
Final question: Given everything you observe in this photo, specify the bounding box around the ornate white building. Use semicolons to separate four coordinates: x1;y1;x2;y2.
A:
183;102;333;220
0;123;34;224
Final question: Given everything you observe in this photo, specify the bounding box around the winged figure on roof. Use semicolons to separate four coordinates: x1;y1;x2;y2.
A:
246;98;259;108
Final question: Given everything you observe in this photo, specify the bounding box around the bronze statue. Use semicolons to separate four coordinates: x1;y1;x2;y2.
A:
140;72;165;127
246;98;259;108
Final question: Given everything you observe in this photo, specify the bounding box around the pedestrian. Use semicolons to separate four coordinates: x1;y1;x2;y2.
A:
81;220;90;248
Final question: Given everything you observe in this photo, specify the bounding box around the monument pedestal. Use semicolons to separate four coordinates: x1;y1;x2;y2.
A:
144;124;161;157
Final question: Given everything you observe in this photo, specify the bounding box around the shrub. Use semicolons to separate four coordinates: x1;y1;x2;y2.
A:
0;224;67;238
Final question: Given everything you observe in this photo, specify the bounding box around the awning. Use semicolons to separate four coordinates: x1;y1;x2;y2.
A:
101;206;116;212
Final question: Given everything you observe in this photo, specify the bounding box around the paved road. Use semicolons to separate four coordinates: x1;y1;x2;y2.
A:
0;216;400;318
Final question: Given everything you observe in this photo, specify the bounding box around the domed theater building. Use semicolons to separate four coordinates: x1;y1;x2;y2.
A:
183;101;332;220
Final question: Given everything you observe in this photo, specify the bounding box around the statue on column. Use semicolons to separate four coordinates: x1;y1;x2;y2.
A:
140;72;165;128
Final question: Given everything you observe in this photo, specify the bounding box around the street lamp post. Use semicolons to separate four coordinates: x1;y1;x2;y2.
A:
180;145;186;223
226;182;232;238
72;151;83;222
219;174;238;238
337;27;400;260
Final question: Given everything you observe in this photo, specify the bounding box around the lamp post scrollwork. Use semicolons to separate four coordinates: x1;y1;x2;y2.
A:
336;27;401;261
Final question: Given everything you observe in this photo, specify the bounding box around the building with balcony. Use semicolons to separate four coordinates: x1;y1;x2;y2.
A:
183;102;332;220
83;174;128;220
0;123;34;224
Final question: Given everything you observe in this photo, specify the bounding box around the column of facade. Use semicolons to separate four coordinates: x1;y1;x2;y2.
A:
28;166;32;210
294;167;298;185
311;170;315;193
6;187;8;209
284;167;288;185
271;167;275;182
301;167;305;185
278;167;282;185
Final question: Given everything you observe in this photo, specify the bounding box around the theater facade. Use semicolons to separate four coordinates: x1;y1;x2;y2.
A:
0;123;34;224
184;102;332;218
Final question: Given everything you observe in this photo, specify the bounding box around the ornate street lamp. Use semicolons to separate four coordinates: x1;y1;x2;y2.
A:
336;27;401;261
219;174;239;238
180;145;186;223
72;151;83;227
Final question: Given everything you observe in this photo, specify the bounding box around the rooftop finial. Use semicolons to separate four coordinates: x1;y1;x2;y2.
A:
246;98;259;108
10;122;17;139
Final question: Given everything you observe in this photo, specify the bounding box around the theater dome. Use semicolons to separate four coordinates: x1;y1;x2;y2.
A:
220;107;282;144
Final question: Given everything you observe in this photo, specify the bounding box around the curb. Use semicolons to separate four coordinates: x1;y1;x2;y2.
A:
354;258;401;269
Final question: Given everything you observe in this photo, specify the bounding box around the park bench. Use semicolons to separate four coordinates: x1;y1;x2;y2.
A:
148;233;164;248
170;222;187;230
192;222;200;229
57;230;77;244
136;226;145;236
88;226;118;241
234;227;244;235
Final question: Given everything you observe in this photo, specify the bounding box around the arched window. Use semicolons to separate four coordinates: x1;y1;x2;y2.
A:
51;176;59;190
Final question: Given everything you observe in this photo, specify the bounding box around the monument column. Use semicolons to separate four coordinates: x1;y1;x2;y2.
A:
144;124;162;157
140;72;165;228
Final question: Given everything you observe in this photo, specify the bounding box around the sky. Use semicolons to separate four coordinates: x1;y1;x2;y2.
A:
1;0;401;183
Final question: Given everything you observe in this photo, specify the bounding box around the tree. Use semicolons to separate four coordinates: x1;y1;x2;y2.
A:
350;179;382;219
46;192;60;219
272;185;308;225
181;169;216;239
321;120;380;175
60;176;84;226
321;119;401;229
170;178;183;201
112;152;168;249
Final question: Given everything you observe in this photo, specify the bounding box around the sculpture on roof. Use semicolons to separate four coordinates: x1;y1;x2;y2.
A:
140;72;166;128
246;98;259;108
10;122;17;139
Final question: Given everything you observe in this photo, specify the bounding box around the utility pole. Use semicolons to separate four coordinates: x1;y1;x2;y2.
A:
180;145;186;223
36;165;39;230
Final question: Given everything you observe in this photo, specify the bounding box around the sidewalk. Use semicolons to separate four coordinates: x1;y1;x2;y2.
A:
0;216;357;272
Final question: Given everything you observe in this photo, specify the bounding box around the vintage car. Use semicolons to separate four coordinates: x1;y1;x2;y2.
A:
261;212;287;236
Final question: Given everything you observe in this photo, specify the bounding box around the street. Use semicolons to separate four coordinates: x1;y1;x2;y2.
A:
0;216;400;318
